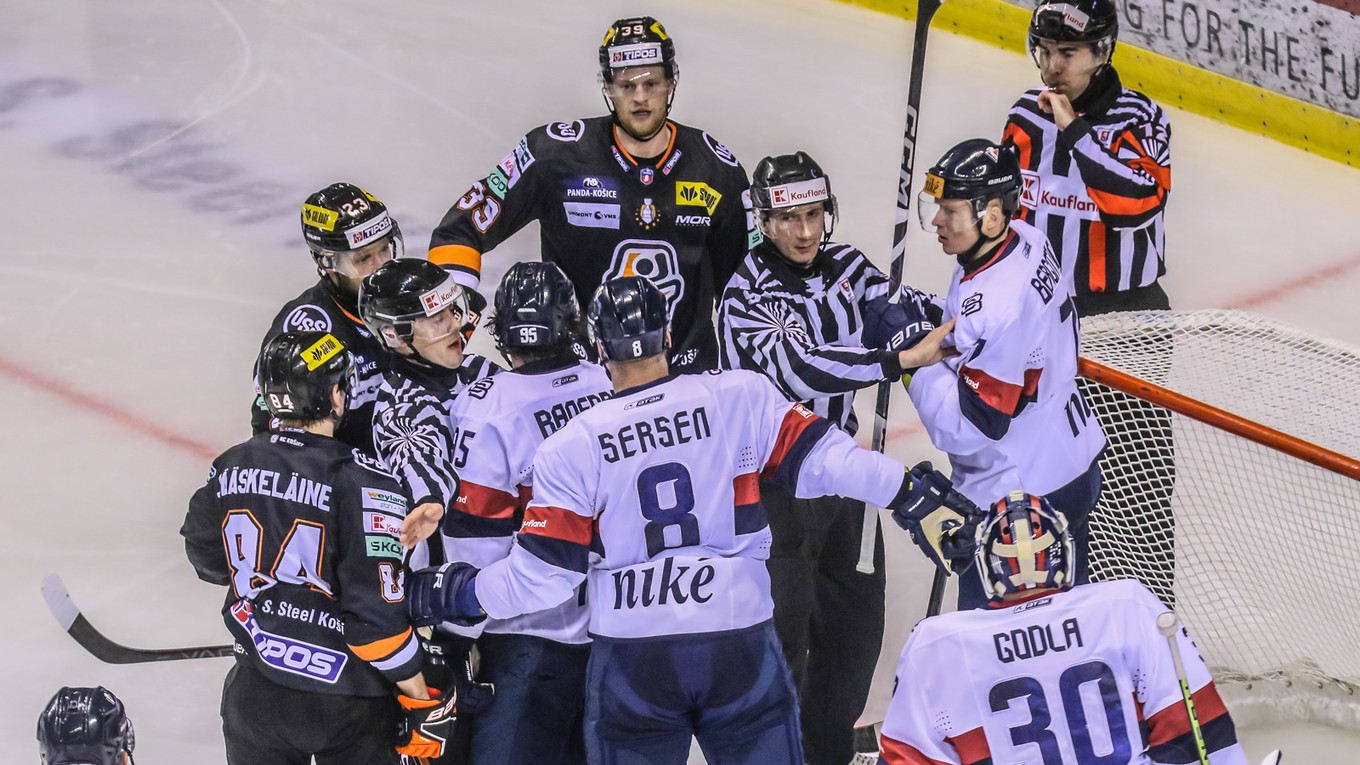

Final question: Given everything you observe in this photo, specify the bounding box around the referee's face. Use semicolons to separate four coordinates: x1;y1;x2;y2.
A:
1034;39;1102;99
763;202;826;266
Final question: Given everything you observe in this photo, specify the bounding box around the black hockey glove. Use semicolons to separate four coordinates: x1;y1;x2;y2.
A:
408;562;487;628
889;462;986;573
461;288;487;343
862;287;940;361
396;687;458;759
421;633;495;715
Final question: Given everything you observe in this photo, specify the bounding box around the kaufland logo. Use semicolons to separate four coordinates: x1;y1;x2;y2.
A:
769;178;828;207
1020;171;1040;207
420;281;460;314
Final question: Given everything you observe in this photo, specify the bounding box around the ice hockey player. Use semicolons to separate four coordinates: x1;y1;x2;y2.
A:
37;686;134;765
427;16;754;373
718;151;940;765
404;275;982;765
360;258;501;548
879;491;1247;765
908;139;1106;610
251;182;404;453
182;331;458;763
1003;0;1178;606
434;261;612;765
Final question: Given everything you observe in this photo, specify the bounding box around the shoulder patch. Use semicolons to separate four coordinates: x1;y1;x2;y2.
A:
359;485;408;515
464;376;496;400
961;292;984;317
546;120;586;142
702;132;739;168
351;448;398;479
283;303;333;333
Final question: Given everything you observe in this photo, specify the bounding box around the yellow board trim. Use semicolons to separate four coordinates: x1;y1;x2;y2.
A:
834;0;1358;167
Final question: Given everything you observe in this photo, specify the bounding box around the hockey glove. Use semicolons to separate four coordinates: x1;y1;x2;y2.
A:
461;289;487;343
421;633;495;714
396;688;458;759
408;562;487;628
889;462;986;573
862;287;939;356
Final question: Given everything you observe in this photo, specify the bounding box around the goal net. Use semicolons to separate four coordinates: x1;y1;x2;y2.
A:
1078;309;1360;728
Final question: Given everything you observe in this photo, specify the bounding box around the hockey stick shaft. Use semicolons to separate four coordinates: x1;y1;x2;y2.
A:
1156;611;1211;765
859;0;946;577
42;574;234;664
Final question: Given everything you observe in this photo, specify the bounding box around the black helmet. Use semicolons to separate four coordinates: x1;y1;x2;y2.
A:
599;16;677;83
301;182;404;267
918;138;1022;231
359;259;469;350
37;686;135;765
751;151;839;251
588;276;669;361
491;261;580;352
257;331;354;420
1028;0;1118;59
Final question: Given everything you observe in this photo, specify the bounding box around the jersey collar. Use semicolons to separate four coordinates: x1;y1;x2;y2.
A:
611;121;679;174
959;228;1019;283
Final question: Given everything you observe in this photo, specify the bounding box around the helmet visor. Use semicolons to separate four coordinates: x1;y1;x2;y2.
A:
917;192;983;235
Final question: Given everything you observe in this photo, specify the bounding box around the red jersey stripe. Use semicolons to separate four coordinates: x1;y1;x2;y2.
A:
519;505;593;545
455;481;519;520
879;734;953;765
762;404;820;476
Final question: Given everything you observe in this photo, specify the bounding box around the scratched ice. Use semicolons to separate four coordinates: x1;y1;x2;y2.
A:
2;0;1357;762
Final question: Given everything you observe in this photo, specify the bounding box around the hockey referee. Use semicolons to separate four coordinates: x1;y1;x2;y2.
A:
717;152;940;765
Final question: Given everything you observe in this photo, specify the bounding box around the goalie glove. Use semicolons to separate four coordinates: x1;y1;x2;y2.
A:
408;562;486;628
889;462;985;573
396;687;458;759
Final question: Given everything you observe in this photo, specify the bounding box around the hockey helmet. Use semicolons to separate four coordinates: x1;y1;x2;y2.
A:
751;151;839;249
1028;0;1119;60
975;490;1074;600
599;16;677;83
588;276;669;361
37;686;135;765
918;139;1021;233
257;331;355;421
491;261;581;352
359;259;469;350
301;182;404;270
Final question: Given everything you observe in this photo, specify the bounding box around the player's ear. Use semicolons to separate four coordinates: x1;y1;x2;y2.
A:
983;199;1007;238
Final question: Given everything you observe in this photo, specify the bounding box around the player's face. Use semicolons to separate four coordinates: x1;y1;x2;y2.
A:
330;236;396;294
606;66;674;139
930;199;982;255
761;202;826;266
1033;39;1103;98
410;304;466;369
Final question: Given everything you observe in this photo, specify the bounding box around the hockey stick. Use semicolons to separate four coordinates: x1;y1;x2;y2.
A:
859;0;945;579
1155;611;1211;765
42;574;234;663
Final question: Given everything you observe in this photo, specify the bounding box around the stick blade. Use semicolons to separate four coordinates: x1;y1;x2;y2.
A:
41;573;79;630
1259;749;1282;765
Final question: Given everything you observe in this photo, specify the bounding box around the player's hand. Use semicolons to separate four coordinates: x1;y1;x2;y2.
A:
408;562;487;628
461;288;488;342
401;502;445;548
421;633;495;714
890;461;985;573
897;319;955;371
396;687;458;758
1037;89;1077;130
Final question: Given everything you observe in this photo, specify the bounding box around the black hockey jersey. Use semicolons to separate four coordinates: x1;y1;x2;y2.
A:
428;115;755;373
252;280;389;454
181;429;423;697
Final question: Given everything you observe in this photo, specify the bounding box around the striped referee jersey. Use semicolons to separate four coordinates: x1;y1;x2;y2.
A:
718;242;929;434
371;352;501;512
1002;68;1171;300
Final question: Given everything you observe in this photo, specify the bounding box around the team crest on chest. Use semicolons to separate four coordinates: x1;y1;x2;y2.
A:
635;198;659;229
640;167;655;186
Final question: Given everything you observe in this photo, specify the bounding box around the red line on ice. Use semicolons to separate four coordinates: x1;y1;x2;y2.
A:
0;353;219;461
1227;252;1360;309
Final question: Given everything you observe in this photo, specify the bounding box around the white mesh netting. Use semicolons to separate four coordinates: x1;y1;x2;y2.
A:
1078;310;1360;727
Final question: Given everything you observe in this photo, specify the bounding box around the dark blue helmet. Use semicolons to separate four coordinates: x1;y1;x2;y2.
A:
257;331;355;420
975;490;1074;600
491;261;580;351
588;276;669;361
918;138;1022;233
37;686;135;765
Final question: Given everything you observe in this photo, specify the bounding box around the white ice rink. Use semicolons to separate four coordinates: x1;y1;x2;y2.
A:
3;0;1359;762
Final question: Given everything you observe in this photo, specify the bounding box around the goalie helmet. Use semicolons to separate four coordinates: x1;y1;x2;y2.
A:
975;490;1074;600
37;686;135;765
301;182;404;267
588;276;669;361
359;259;469;350
257;331;355;421
491;261;580;352
599;16;677;83
1028;0;1118;59
918;138;1021;232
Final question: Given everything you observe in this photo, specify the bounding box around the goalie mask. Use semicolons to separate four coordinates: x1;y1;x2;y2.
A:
975;490;1074;600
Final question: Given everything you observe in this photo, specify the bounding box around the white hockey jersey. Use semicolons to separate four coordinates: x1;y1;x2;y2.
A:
908;219;1105;508
880;579;1246;765
473;369;913;639
442;358;612;645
